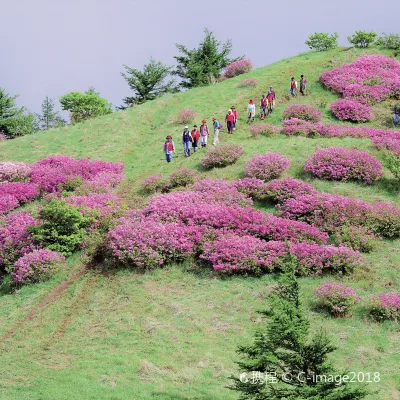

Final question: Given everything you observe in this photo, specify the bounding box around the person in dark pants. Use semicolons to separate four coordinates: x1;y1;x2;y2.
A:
394;106;399;126
191;125;200;152
300;75;307;96
164;135;175;162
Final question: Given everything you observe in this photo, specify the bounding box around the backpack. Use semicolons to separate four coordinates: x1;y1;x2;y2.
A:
261;98;267;107
218;123;223;130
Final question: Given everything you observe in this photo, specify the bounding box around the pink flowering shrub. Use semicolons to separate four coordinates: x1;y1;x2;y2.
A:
0;182;40;204
201;144;244;169
249;124;280;137
0;211;39;273
141;175;169;194
331;99;373;122
169;168;198;188
372;135;400;155
107;218;203;269
175;109;196;124
80;172;124;193
343;84;391;105
224;59;252;78
234;178;268;200
0;161;31;182
283;104;323;122
281;118;320;137
0;195;19;215
369;292;400;322
237;78;258;88
265;178;318;204
245;153;291;182
11;249;65;284
330;226;376;253
304;147;383;184
279;193;400;237
314;281;361;317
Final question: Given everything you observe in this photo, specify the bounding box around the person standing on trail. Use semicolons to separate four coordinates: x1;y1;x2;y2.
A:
225;110;235;134
247;99;256;123
290;77;297;97
200;119;209;148
164;135;175;163
260;95;268;120
268;86;276;111
394;106;399;126
212;117;220;144
231;106;238;130
182;126;192;157
300;75;307;96
191;125;200;152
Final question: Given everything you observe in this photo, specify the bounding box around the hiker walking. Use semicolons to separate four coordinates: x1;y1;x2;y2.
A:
300;75;307;96
290;77;297;97
247;99;256;123
394;106;399;126
225;110;235;134
182;126;192;157
231;106;238;130
164;135;175;163
212;117;220;144
260;95;268;120
268;86;276;111
200;119;209;148
191;125;200;152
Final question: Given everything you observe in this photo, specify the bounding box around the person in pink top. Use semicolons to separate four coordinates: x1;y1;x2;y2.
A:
231;106;238;131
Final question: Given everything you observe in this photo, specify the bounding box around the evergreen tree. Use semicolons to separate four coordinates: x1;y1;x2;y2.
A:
120;58;178;108
231;256;369;400
36;96;66;130
174;28;240;89
0;88;36;138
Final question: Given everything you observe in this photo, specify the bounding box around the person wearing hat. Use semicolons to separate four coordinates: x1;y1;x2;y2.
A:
199;119;209;148
260;95;268;120
212;117;220;145
268;86;276;112
164;135;175;163
247;99;256;123
225;110;235;134
182;126;192;157
231;106;238;130
191;125;200;152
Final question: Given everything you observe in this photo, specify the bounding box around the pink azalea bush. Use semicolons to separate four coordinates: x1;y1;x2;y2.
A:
249;124;280;137
0;161;31;182
11;249;65;284
283;104;323;122
313;281;361;317
343;84;391;105
265;178;318;204
331;99;373;122
175;109;196;124
141;175;169;194
0;182;40;204
237;78;258;88
281;118;321;137
80;172;124;193
234;178;268;200
201;144;244;169
369;292;400;322
169;168;198;188
224;59;252;78
245;153;291;182
0;194;19;215
304;147;383;184
279;193;400;237
330;226;376;253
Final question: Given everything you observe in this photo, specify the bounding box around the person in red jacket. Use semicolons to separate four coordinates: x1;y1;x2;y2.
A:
267;91;274;114
225;110;235;134
260;95;268;120
290;77;297;97
231;106;238;130
164;135;175;162
191;125;200;152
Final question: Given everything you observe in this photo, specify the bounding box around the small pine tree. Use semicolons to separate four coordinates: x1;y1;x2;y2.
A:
348;31;377;48
36;96;66;130
230;255;369;400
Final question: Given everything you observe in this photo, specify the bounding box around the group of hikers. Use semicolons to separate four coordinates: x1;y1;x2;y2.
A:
163;77;307;162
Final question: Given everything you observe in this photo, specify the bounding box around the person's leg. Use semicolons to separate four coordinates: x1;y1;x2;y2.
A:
166;153;171;162
204;135;207;147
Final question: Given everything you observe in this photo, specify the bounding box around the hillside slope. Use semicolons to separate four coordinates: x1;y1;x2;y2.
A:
0;47;399;400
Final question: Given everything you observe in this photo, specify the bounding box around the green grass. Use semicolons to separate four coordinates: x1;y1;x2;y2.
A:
0;46;399;400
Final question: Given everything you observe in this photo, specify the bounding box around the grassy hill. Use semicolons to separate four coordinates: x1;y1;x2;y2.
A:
0;47;399;400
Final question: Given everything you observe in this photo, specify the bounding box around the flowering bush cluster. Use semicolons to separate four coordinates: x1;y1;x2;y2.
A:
11;249;65;284
237;78;258;88
343;84;391;105
249;124;280;137
313;281;361;317
330;226;376;253
279;193;400;238
330;99;373;122
141;175;168;194
224;59;252;78
79;172;124;194
234;178;268;200
175;109;196;124
0;182;40;204
169;168;198;188
0;162;31;182
369;292;400;322
282;104;323;122
245;153;291;182
281;118;320;137
265;178;318;204
201;144;244;169
304;147;383;184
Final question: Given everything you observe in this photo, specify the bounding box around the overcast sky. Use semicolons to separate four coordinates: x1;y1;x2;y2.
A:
1;0;398;114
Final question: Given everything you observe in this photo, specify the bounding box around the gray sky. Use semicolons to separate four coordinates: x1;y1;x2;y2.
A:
1;0;398;114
